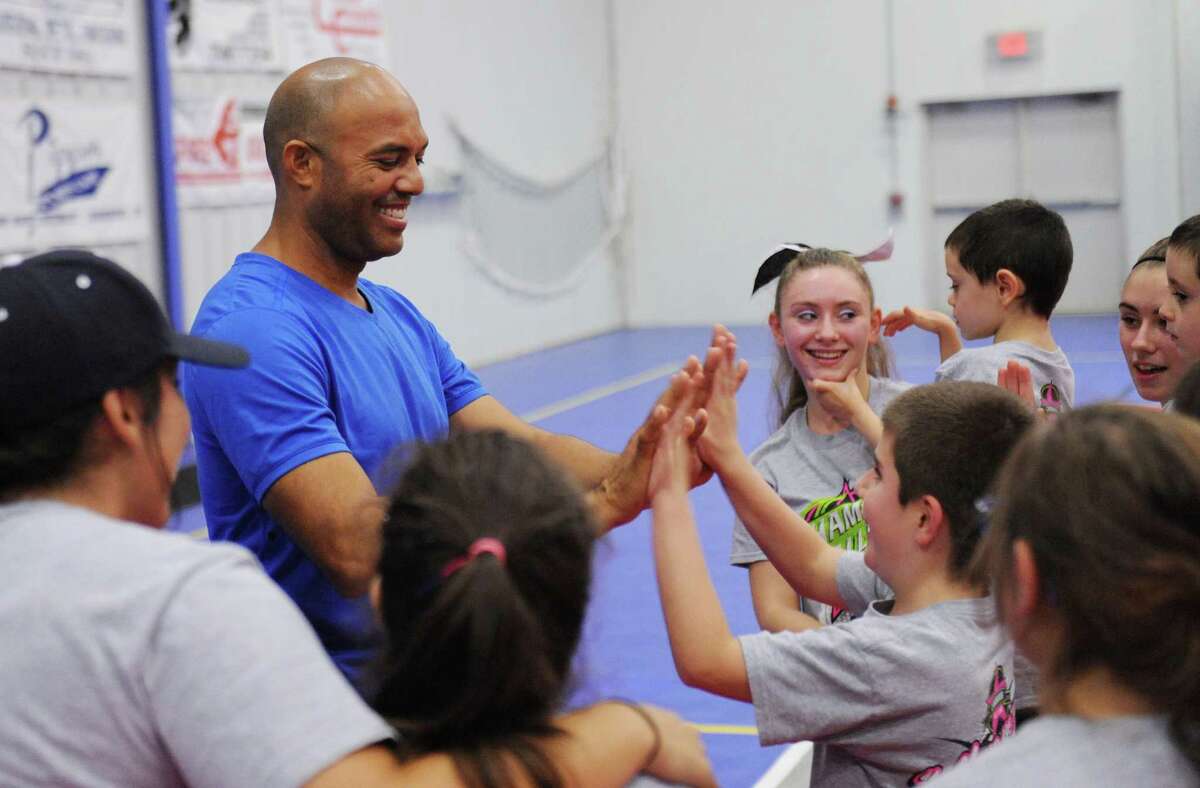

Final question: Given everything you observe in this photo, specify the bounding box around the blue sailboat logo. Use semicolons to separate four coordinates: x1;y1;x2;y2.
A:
38;167;110;213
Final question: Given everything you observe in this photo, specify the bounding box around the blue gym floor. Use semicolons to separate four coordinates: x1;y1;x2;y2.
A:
171;314;1136;786
474;315;1136;787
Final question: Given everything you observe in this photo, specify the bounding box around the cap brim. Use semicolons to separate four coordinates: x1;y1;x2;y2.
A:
168;332;250;369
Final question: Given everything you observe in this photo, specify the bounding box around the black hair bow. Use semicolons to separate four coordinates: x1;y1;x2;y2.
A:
752;243;812;295
751;232;895;295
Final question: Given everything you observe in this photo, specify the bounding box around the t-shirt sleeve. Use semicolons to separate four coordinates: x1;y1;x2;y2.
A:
739;626;879;746
836;552;893;615
934;349;999;385
184;309;350;501
426;317;486;416
142;547;394;788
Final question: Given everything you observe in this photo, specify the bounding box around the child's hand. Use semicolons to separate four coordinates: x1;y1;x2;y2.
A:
695;327;749;473
882;306;963;361
997;359;1039;414
808;375;869;428
648;372;702;502
882;306;955;337
808;369;883;446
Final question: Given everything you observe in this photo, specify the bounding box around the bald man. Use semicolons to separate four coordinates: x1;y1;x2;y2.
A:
184;58;707;683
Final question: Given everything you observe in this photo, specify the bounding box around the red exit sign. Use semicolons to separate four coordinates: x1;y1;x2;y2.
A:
989;30;1040;61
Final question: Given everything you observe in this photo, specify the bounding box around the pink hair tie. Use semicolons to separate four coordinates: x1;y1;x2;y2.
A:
440;537;507;578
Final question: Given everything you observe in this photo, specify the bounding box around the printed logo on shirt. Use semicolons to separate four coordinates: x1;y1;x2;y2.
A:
1040;382;1066;414
799;479;867;623
906;665;1017;785
799;479;867;551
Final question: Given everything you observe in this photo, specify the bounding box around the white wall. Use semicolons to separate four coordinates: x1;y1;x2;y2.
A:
894;0;1181;312
616;0;1186;326
175;0;624;366
381;0;623;364
1176;0;1200;217
615;1;894;325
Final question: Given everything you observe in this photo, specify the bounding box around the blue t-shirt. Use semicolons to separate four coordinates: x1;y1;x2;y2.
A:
183;253;486;682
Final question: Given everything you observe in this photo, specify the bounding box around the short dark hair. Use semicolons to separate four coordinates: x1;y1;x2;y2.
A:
0;363;167;502
881;382;1034;582
945;199;1073;318
976;406;1200;771
371;430;596;788
1168;214;1200;280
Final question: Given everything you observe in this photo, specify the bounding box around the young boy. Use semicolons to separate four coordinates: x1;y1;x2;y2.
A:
648;333;1033;787
1161;213;1200;366
884;199;1075;413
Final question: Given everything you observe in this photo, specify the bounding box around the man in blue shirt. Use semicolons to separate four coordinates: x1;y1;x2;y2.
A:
0;250;714;787
185;58;710;683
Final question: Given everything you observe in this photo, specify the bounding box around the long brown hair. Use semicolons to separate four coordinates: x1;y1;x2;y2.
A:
371;430;597;788
770;247;893;426
976;406;1200;771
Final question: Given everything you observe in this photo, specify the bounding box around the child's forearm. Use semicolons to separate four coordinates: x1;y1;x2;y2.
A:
748;562;823;633
554;702;716;788
717;456;848;609
935;319;963;361
849;403;883;449
651;490;751;702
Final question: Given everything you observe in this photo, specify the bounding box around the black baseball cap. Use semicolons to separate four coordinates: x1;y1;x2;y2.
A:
0;249;249;432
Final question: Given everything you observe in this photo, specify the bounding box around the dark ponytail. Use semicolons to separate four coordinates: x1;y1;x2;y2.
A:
371;430;597;788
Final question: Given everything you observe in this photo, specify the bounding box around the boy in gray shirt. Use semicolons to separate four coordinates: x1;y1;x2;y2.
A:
648;328;1034;787
741;553;1013;787
883;199;1076;413
730;377;910;626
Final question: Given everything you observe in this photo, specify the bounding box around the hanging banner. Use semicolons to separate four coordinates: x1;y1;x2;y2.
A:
173;95;274;207
0;99;149;248
169;0;283;72
280;0;385;69
0;0;138;77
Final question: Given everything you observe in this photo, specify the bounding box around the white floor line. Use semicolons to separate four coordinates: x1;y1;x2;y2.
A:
519;356;779;424
520;360;684;423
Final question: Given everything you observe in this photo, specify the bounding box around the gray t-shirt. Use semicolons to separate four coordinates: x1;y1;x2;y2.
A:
0;500;393;788
838;551;1040;713
935;341;1075;412
730;377;910;625
930;715;1198;787
739;554;1017;788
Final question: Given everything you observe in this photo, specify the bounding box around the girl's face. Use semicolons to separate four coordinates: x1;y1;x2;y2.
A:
1119;265;1185;404
770;266;881;384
